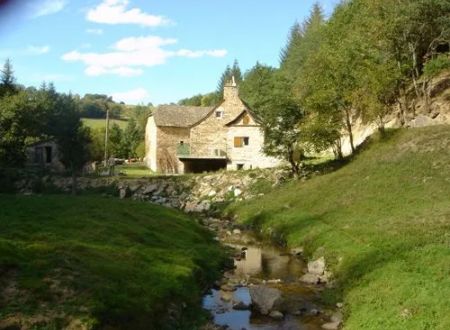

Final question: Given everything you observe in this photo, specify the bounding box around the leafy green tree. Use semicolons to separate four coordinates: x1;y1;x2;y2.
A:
123;118;140;159
108;124;125;158
240;64;303;174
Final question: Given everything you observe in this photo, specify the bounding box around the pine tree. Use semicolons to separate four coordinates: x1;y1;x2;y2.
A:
231;59;243;84
0;58;17;97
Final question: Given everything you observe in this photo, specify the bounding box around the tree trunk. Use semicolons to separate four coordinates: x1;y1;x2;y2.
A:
287;147;300;177
422;79;430;113
344;108;355;154
333;139;343;160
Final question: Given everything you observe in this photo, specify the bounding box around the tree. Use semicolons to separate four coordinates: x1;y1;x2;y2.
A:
123;118;140;159
281;3;325;81
0;59;17;97
240;64;303;174
47;93;91;194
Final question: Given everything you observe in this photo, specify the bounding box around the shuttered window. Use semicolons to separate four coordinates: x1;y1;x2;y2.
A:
234;137;249;148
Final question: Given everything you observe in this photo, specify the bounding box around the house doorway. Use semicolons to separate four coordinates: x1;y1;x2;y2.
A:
181;159;227;174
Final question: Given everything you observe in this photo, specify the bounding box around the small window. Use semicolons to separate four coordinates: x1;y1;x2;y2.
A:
237;164;244;170
234;137;249;148
216;110;224;118
243;114;250;125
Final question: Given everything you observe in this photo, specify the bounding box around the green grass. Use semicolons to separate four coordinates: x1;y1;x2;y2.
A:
115;163;154;178
82;118;128;130
0;195;226;329
226;126;450;330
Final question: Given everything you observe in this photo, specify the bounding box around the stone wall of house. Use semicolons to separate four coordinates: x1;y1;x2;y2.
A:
25;141;65;172
144;117;158;171
190;84;246;157
226;125;283;170
156;126;190;174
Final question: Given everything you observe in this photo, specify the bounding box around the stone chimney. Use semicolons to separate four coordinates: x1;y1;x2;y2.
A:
223;76;239;102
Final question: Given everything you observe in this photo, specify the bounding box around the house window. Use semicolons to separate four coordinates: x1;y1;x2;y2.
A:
237;164;244;170
243;114;250;125
216;110;224;118
234;137;250;148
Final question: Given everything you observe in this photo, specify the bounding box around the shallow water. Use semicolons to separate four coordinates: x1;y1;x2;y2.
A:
202;236;329;330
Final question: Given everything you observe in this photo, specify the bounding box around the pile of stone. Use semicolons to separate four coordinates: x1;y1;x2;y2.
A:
33;168;292;214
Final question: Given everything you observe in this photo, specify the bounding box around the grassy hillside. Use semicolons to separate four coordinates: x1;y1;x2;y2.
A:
82;118;128;130
227;126;450;329
0;195;226;329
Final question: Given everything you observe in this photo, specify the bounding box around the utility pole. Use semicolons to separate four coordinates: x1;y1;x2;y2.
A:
104;103;110;167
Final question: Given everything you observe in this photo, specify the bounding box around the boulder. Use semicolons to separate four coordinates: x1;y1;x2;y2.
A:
119;187;129;199
269;310;284;320
232;301;250;310
308;257;326;275
321;322;341;330
299;273;320;285
249;285;282;315
142;184;158;195
290;247;304;256
234;188;242;197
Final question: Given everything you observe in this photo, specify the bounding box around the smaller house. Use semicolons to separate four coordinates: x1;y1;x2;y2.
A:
26;140;64;171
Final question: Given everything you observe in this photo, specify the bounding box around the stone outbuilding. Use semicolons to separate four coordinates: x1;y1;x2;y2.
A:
145;79;281;174
25;140;65;172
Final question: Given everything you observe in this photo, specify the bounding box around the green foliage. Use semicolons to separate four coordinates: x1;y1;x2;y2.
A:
227;126;450;329
423;54;450;78
240;64;303;173
0;195;226;329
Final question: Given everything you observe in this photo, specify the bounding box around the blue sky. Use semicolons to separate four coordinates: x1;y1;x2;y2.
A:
0;0;339;105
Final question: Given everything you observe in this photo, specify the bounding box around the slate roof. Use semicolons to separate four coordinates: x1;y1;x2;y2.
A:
153;105;214;127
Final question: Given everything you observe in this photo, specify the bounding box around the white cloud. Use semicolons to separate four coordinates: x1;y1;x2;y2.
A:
62;35;227;77
86;28;104;35
86;0;171;27
27;45;50;55
111;88;150;104
32;0;67;18
175;49;228;58
114;36;177;51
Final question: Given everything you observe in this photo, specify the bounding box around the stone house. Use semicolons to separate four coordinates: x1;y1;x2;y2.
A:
145;80;282;174
25;140;65;171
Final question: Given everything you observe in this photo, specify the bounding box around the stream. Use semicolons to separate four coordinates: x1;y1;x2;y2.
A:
201;218;341;330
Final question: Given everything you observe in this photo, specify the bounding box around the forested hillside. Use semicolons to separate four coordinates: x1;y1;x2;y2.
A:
181;0;450;174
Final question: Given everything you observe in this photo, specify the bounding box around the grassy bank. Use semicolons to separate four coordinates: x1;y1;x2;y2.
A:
226;126;450;329
0;195;226;329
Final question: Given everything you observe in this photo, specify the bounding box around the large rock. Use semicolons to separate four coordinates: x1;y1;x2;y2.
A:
249;285;282;315
308;257;326;276
300;273;320;285
142;184;158;195
119;187;129;199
